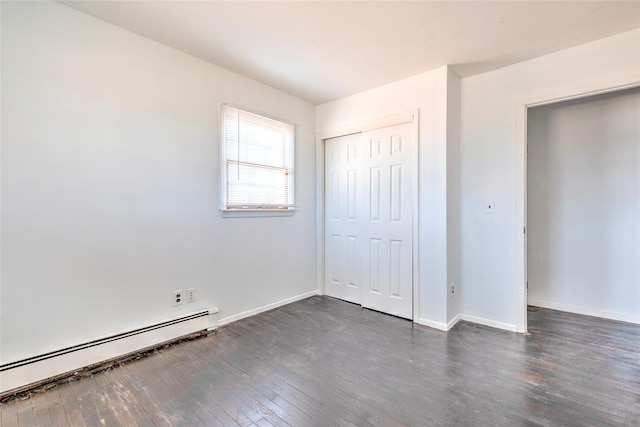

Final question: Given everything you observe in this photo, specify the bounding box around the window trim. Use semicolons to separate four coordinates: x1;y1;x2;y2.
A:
219;103;296;218
219;208;296;218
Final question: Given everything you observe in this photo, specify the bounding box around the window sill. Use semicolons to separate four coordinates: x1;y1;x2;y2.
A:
219;209;296;218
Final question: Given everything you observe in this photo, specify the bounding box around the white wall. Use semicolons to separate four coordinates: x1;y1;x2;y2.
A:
460;29;640;331
317;66;462;329
527;88;640;323
1;1;317;365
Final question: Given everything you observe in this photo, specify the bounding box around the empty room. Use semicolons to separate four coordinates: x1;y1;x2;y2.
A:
1;1;639;426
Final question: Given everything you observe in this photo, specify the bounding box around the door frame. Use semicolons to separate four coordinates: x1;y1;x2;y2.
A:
316;110;420;321
515;78;640;333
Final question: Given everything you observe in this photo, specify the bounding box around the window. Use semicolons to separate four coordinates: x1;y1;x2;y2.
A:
220;104;295;216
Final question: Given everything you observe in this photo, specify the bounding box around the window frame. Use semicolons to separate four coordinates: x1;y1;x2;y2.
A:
219;104;296;218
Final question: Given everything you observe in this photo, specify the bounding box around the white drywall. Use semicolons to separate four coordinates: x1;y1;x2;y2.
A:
527;88;640;323
1;1;317;366
317;66;462;329
460;29;640;330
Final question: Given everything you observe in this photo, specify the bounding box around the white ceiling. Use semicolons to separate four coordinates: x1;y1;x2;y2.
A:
60;1;640;105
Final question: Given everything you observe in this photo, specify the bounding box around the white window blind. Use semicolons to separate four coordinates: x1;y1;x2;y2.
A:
221;104;295;211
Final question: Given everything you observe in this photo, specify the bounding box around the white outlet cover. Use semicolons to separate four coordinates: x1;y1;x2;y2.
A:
173;289;184;306
187;288;196;303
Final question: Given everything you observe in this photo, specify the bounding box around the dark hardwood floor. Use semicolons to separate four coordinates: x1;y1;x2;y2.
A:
2;296;639;426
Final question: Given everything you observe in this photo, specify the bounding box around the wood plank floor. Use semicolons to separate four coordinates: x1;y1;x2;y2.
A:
1;296;639;426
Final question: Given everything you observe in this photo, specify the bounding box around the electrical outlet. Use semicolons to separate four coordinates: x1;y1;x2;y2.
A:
186;288;196;303
173;289;184;306
450;282;455;298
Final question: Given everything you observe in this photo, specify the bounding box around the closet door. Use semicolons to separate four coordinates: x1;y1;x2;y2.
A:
324;133;363;305
359;123;413;319
324;122;414;319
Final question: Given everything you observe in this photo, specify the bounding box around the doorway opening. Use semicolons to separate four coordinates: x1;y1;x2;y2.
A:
519;82;640;331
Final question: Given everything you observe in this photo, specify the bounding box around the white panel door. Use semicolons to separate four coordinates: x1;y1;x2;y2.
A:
360;123;413;318
324;122;413;319
324;133;363;304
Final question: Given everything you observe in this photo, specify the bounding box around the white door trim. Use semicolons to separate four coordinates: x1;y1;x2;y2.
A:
316;110;420;321
515;78;640;334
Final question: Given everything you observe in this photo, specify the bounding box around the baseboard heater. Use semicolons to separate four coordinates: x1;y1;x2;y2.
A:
0;307;219;397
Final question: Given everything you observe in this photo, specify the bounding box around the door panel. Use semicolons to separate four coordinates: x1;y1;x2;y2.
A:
324;134;362;304
324;122;413;319
360;124;413;318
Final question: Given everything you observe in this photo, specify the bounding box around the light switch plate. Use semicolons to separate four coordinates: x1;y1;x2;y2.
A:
486;200;495;213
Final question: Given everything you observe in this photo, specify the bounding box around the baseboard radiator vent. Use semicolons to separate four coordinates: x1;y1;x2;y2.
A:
0;307;219;398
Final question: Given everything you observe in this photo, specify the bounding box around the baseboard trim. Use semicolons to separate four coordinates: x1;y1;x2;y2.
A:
416;314;463;331
459;314;518;332
218;290;321;326
528;298;640;325
416;317;447;331
447;314;462;330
